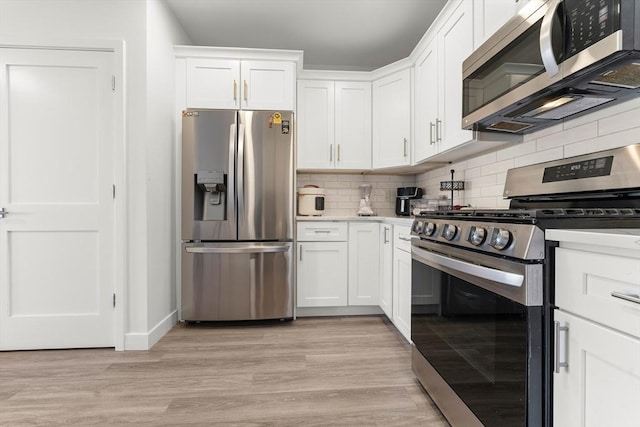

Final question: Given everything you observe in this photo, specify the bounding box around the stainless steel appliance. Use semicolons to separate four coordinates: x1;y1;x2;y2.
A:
463;0;640;134
411;144;640;426
395;187;423;216
181;110;294;321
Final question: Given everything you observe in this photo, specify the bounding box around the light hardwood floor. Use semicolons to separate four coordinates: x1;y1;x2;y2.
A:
0;315;449;426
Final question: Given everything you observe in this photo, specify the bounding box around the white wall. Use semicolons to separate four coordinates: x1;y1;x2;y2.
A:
416;97;640;208
145;0;191;343
0;0;190;349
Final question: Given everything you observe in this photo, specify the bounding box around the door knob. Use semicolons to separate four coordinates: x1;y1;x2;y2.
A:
0;208;8;218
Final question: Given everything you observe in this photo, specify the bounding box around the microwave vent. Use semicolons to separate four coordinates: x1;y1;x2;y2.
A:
487;120;534;133
591;63;640;89
522;95;615;120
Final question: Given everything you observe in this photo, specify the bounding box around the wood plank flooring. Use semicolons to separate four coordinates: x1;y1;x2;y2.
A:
0;315;449;426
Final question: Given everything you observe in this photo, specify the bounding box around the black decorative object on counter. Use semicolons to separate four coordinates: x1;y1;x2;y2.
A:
440;169;465;209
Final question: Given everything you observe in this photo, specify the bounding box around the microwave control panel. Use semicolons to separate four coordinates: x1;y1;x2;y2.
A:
565;0;619;57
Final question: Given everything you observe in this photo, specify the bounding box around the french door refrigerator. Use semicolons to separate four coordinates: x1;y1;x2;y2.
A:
181;110;294;321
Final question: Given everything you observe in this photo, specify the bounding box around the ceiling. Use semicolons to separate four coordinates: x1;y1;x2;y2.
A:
165;0;448;71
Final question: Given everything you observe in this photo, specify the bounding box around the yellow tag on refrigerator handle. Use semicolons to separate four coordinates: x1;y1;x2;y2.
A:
272;112;282;124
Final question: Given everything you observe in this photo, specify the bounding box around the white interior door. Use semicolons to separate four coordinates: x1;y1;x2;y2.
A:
0;48;115;350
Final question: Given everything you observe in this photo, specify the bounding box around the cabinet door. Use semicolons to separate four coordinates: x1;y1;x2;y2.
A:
348;223;380;306
240;60;295;111
474;0;519;47
413;38;439;164
297;242;348;307
335;81;372;170
186;58;240;109
297;80;334;169
372;69;411;168
554;310;640;427
379;224;393;318
438;1;474;153
393;249;412;342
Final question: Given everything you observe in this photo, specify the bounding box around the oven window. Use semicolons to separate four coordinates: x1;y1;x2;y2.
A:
412;260;540;427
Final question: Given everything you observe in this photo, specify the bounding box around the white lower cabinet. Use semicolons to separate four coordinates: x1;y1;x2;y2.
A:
379;223;393;318
553;310;640;427
549;230;640;427
296;222;348;307
296;241;348;307
348;223;380;305
392;225;413;342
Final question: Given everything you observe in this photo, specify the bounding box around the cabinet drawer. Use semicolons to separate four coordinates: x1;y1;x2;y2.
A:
555;248;640;338
297;222;348;241
393;225;413;252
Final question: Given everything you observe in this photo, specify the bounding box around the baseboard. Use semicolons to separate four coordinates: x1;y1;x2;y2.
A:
124;310;178;350
296;306;384;317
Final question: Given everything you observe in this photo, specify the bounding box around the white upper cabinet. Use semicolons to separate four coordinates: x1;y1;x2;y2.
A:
297;79;371;170
413;38;439;163
240;60;295;111
438;0;474;153
297;80;334;169
372;68;411;169
334;82;372;170
186;58;241;110
185;58;295;111
413;0;510;165
473;0;521;48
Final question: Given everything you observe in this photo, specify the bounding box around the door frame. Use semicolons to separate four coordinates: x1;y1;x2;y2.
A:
0;37;127;350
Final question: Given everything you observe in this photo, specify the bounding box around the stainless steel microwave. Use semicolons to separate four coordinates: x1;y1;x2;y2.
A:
462;0;640;134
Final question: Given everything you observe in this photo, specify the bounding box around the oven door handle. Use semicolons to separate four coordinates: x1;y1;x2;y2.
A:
412;246;524;287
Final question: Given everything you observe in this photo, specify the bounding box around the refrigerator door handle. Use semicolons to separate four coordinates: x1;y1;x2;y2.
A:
237;122;246;218
229;123;237;222
185;245;290;254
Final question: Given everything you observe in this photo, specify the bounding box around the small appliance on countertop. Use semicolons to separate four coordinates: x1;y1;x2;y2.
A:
297;185;325;216
357;184;375;216
396;187;423;216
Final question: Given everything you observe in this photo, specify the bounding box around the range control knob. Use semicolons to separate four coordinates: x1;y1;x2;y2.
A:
442;224;457;241
412;220;425;234
489;228;512;250
468;226;486;246
423;222;437;236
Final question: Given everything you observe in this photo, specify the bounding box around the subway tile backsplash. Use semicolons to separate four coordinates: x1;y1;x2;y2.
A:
297;96;640;213
416;96;640;209
296;174;415;217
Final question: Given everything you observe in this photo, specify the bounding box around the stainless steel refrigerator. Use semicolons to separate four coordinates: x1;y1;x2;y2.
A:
181;110;294;321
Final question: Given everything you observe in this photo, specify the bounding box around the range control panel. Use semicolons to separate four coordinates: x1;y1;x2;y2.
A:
542;155;613;182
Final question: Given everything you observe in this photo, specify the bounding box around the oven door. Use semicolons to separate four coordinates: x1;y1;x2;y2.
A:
411;240;544;427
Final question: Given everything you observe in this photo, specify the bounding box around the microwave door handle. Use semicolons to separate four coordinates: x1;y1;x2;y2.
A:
540;0;562;77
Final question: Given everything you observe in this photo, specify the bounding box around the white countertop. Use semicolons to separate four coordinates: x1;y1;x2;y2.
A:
296;215;414;226
546;229;640;251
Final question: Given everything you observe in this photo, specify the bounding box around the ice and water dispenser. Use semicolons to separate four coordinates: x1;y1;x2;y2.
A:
195;170;227;221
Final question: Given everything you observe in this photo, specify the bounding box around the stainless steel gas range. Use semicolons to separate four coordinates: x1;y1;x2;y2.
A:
410;144;640;427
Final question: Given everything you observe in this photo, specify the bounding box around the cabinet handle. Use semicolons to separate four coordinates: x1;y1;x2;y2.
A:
243;80;248;101
233;80;237;101
429;122;436;145
299;245;302;261
384;227;389;244
554;321;569;373
611;291;640;305
337;144;341;162
436;119;442;142
314;230;332;234
403;138;408;157
330;144;333;162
